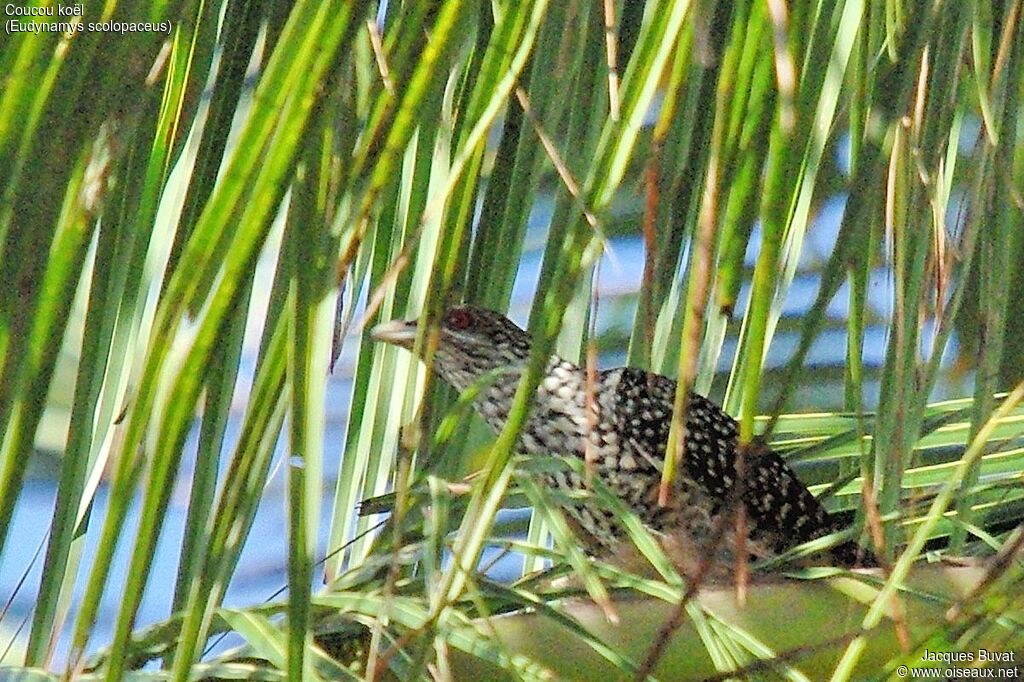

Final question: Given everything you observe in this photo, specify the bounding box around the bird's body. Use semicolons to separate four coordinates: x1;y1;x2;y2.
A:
372;306;866;576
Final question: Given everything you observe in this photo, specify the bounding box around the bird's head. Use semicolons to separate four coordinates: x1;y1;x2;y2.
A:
371;306;532;393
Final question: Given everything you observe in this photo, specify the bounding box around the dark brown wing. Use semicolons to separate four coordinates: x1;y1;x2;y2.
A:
603;367;845;557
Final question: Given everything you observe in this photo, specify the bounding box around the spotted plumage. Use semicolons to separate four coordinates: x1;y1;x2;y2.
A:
372;306;868;574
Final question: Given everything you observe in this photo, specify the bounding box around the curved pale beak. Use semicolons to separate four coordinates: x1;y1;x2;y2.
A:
370;319;418;349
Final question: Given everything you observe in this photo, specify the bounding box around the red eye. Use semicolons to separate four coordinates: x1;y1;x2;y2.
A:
445;308;473;330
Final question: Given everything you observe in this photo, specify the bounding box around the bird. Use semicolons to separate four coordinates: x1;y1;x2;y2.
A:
371;305;869;578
